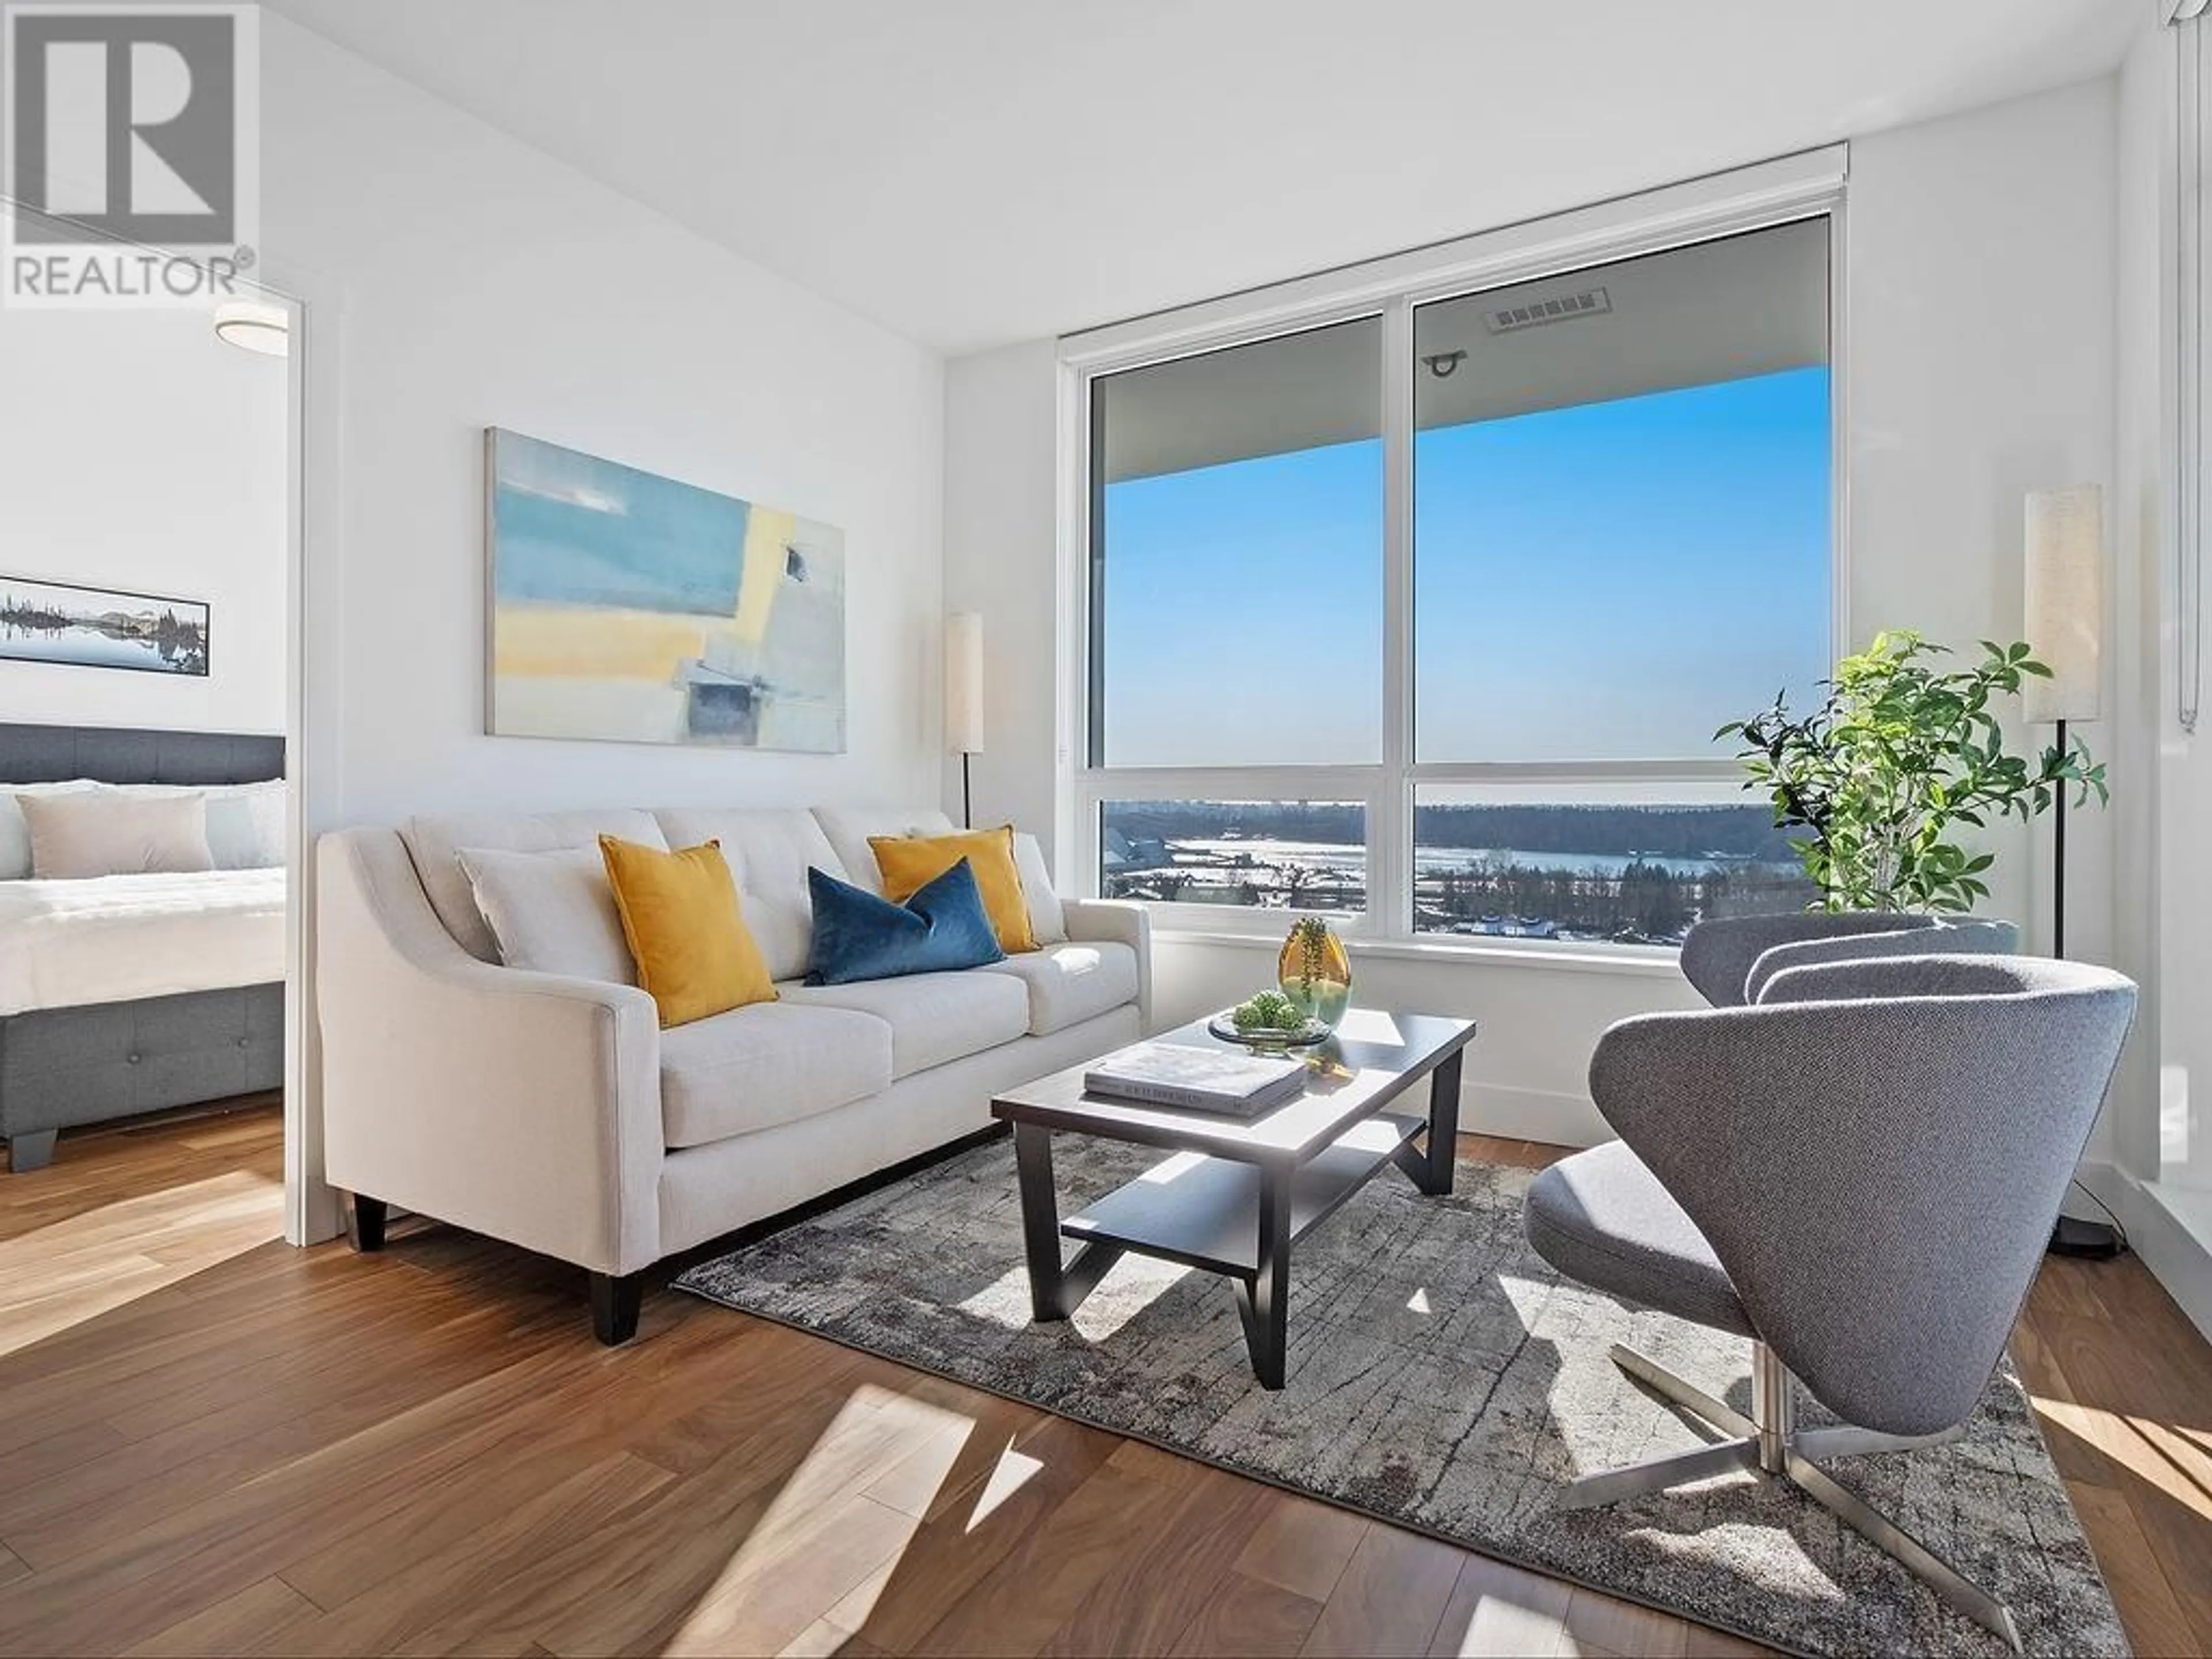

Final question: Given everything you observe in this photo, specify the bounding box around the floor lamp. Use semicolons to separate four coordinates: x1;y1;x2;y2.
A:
2026;484;2120;1258
947;612;984;829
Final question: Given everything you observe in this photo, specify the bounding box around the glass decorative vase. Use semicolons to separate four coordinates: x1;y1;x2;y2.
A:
1278;918;1352;1033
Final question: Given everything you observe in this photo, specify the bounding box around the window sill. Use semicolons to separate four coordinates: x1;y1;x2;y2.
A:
1150;925;1685;978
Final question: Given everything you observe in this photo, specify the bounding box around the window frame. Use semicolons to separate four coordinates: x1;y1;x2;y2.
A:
1056;150;1851;954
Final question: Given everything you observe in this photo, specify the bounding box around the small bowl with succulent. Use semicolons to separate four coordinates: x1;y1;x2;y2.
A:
1208;988;1332;1052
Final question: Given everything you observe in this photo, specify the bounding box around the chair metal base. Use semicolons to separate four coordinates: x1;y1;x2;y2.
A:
1562;1343;2021;1656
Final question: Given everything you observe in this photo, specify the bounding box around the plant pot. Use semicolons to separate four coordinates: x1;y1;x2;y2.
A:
1278;920;1351;1033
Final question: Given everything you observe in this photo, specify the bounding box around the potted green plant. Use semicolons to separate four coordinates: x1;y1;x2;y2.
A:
1718;630;2106;912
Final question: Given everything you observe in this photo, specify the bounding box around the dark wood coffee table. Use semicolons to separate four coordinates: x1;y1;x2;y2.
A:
990;1008;1476;1389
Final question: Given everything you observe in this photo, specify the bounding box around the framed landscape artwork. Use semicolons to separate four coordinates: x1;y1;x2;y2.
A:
0;575;210;677
484;429;847;752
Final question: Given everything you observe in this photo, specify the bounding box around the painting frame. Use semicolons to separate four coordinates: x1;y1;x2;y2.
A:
483;428;847;754
0;573;212;678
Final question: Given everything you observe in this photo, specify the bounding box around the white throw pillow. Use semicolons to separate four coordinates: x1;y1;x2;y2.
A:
204;781;287;869
457;844;637;984
1013;831;1067;945
20;790;215;878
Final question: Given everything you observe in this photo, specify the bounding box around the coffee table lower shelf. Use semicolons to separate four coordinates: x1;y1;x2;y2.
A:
995;1010;1472;1389
1061;1111;1427;1278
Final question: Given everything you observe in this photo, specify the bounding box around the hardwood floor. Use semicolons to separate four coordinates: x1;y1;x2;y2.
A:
0;1112;2203;1658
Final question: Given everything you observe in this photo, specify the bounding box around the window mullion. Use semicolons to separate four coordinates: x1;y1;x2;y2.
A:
1376;298;1415;937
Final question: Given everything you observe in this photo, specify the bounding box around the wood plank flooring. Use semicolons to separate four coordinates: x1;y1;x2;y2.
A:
0;1109;2202;1658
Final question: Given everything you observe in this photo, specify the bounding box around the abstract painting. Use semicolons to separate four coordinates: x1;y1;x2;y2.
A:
485;429;846;752
0;575;210;676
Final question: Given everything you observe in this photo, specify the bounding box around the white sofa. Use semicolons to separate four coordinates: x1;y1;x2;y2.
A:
316;804;1149;1340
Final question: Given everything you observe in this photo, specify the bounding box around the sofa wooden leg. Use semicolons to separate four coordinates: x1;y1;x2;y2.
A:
6;1131;56;1173
590;1271;643;1346
344;1193;388;1253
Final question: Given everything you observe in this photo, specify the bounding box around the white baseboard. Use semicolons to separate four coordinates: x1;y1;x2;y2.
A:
1459;1081;1609;1149
2071;1159;2212;1344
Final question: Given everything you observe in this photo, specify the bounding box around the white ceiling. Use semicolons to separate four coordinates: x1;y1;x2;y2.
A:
261;0;2135;357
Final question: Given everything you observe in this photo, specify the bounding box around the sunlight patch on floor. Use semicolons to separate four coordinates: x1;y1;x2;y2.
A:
1072;1255;1194;1341
661;1382;973;1656
0;1169;281;1358
964;1439;1045;1532
2031;1392;2212;1520
955;1256;1195;1342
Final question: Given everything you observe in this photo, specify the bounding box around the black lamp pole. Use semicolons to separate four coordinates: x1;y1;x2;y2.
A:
2047;715;2121;1258
961;750;974;830
2053;717;2067;960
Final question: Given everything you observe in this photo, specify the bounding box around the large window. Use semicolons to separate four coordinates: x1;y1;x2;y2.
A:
1078;206;1835;948
1091;318;1382;769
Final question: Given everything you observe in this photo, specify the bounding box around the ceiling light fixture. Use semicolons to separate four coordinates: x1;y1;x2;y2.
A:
212;298;290;357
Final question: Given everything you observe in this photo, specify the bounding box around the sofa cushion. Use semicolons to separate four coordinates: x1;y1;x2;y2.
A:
659;1002;892;1148
977;941;1140;1036
780;969;1029;1078
652;808;846;982
403;809;668;961
811;805;955;896
1012;832;1067;945
457;844;634;983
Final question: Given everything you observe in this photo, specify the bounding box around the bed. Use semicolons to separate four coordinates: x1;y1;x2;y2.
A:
0;724;286;1171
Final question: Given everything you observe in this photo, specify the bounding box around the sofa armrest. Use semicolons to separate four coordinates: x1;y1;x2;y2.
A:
1061;897;1153;1032
316;827;664;1276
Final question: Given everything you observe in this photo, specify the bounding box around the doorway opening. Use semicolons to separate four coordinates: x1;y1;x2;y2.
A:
0;196;303;1350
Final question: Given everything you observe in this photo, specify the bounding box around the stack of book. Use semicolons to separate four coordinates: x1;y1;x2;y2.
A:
1083;1041;1309;1117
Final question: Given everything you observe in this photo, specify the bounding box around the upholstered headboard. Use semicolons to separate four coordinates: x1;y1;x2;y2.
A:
0;722;284;786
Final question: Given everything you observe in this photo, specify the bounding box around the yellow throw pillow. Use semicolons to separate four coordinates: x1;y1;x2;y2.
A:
869;825;1038;955
598;836;778;1028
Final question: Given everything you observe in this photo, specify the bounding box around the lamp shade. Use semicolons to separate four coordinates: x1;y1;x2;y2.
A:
946;612;984;754
2022;484;2104;725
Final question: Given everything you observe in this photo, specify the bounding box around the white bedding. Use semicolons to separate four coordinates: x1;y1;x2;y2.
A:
0;868;285;1017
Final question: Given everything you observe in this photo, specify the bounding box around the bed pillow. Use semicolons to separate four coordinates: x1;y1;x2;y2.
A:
806;857;1005;986
19;790;215;878
0;781;103;880
457;845;636;984
204;781;287;870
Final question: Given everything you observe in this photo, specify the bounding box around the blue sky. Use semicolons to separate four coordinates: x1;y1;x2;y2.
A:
1099;366;1832;767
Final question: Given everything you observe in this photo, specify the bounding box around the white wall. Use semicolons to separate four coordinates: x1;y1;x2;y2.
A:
1847;77;2118;973
256;16;945;1237
942;338;1062;837
942;76;2124;1149
0;296;287;735
262;14;945;830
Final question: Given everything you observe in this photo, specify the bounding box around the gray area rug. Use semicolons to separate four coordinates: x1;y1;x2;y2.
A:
675;1139;2127;1659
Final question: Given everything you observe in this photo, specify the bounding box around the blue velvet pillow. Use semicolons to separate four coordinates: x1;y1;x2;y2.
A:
806;857;1007;985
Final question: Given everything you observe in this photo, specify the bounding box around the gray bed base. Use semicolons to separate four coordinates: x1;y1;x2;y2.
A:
0;722;286;1172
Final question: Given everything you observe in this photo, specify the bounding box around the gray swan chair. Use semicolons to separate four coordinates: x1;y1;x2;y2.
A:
1524;946;2134;1652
